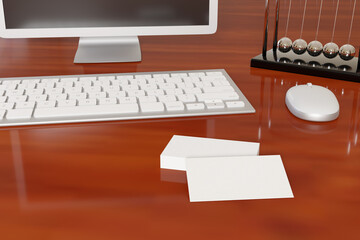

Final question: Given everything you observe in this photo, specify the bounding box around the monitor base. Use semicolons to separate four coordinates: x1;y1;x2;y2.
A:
74;36;142;63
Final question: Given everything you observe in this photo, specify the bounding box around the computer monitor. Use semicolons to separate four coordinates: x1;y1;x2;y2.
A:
0;0;218;63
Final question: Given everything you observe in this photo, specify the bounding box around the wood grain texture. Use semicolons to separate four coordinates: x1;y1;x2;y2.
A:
0;0;359;239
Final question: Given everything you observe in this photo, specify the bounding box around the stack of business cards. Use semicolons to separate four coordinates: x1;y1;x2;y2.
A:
161;135;294;202
160;135;260;171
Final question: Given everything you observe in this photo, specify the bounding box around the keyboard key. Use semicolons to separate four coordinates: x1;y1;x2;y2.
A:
206;72;223;76
186;103;205;110
88;92;107;99
98;76;115;81
16;101;36;109
108;91;126;98
118;97;137;104
2;80;21;85
183;77;201;83
65;86;83;94
38;82;56;88
196;92;240;101
8;96;28;103
165;89;183;95
140;102;164;113
140;84;158;90
23;79;41;84
55;82;73;88
219;80;231;86
165;77;182;84
93;80;111;87
150;78;165;84
159;83;176;89
165;101;185;111
212;81;223;87
17;83;37;90
189;72;206;77
122;85;139;91
158;95;177;102
41;78;59;83
3;84;18;90
7;89;25;96
6;108;33;120
46;88;63;95
116;76;132;81
184;88;202;94
171;73;188;77
138;96;157;103
28;94;48;102
146;89;164;96
134;74;151;79
0;102;15;110
177;94;196;103
26;89;44;95
203;86;235;93
85;86;102;93
103;85;121;92
75;81;92;88
78;99;97;106
99;98;117;105
57;99;77;107
132;79;147;85
34;104;139;119
127;90;145;97
153;74;169;78
68;93;87;100
205;102;225;109
0;96;7;103
37;101;56;108
226;101;245;108
79;77;97;81
60;77;78;82
0;109;5;119
48;93;68;101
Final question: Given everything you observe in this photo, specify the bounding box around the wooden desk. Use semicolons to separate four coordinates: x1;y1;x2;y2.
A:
0;0;359;239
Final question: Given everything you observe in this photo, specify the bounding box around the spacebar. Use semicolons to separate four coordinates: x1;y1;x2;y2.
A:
33;104;139;119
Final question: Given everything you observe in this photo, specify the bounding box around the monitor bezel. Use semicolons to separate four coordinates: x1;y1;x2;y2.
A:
0;0;218;38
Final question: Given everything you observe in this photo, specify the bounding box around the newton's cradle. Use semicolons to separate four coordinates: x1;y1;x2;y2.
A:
251;0;360;82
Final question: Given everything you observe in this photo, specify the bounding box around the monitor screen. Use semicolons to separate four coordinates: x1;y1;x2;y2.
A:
3;0;210;29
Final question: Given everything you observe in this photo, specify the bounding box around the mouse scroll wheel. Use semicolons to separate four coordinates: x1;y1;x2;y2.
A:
307;83;312;87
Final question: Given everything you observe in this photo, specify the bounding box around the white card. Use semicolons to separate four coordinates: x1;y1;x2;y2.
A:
160;135;260;171
186;155;294;202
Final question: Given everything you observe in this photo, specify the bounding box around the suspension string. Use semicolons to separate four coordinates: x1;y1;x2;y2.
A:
300;0;308;38
315;0;324;40
348;0;357;43
331;0;340;42
285;0;292;36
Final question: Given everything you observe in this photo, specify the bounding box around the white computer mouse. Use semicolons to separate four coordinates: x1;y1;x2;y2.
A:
285;83;340;122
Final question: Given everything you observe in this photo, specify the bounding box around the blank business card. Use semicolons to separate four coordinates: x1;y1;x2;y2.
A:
160;135;260;171
186;155;294;202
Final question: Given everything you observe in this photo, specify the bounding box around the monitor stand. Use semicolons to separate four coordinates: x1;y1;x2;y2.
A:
74;36;142;63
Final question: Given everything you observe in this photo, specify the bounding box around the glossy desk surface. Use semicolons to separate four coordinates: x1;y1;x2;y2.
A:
0;0;359;239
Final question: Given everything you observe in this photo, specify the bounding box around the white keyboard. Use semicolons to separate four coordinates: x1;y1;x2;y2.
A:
0;69;255;127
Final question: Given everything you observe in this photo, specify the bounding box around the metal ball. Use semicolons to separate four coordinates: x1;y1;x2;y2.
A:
277;37;293;53
308;61;321;67
323;42;339;58
323;63;337;70
292;39;307;54
338;65;352;71
307;40;323;56
339;44;356;61
294;59;306;65
279;57;292;63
